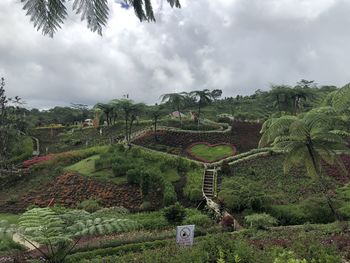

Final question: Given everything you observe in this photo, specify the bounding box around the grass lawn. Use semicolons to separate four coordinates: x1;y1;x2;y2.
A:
64;155;128;184
64;153;180;184
188;143;235;162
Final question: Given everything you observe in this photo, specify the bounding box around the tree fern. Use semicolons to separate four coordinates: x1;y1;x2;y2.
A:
331;83;350;113
21;0;181;36
260;112;350;219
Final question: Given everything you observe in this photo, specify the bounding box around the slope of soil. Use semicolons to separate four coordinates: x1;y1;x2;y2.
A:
1;173;142;213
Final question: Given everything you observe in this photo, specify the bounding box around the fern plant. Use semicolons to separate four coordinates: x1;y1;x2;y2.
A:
18;207;139;263
21;0;181;37
259;112;350;220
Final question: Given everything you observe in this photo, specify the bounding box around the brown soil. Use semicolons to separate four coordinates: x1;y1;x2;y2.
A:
0;172;142;213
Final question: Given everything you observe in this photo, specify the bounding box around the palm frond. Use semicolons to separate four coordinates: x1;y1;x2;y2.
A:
21;0;67;37
332;83;350;113
73;0;109;35
167;0;181;8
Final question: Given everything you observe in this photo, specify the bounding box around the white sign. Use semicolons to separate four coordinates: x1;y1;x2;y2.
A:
176;225;195;246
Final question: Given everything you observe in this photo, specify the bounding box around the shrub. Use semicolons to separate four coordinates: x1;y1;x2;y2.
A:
77;199;101;213
140;169;165;197
273;251;307;263
269;205;307;225
126;168;142;185
140;201;152;211
190;188;203;202
163;181;177;206
112;162;133;177
244;213;278;229
219;177;271;212
163;202;186;225
220;160;232;176
300;196;335;224
184;214;212;228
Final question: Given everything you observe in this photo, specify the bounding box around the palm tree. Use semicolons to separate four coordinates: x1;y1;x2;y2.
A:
111;99;144;142
160;92;186;126
148;106;162;140
189;89;213;129
259;112;349;219
95;103;114;126
21;0;181;37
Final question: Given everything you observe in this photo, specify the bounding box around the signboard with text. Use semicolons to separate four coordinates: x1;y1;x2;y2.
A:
176;225;195;246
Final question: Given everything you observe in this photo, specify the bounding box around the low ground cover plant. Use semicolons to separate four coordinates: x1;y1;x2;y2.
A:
186;142;236;162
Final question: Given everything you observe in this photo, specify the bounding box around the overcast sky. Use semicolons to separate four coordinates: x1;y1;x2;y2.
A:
1;0;350;109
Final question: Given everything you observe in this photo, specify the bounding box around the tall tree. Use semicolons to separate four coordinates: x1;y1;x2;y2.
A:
189;89;213;129
111;99;144;142
95;103;114;126
160;92;186;126
259;112;349;219
20;0;181;37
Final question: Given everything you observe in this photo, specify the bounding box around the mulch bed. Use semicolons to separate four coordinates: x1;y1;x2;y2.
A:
133;121;261;154
1;173;142;213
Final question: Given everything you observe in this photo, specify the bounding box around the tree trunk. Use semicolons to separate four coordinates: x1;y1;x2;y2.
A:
306;143;340;221
197;102;201;130
177;105;182;127
154;117;158;141
125;118;128;142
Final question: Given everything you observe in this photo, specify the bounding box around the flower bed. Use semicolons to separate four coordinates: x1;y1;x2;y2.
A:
186;142;236;163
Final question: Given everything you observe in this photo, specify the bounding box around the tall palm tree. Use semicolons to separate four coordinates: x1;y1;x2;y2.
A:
21;0;181;37
111;99;144;142
95;103;114;126
160;92;186;126
189;89;213;129
148;106;162;141
259;112;349;219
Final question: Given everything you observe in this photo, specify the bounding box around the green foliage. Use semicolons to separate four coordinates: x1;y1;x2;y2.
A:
245;213;278;229
183;214;213;228
18;207;71;246
0;237;24;253
269;205;307;225
219;177;271;212
126;168;142;184
273;251;307;263
68;218;139;237
163;202;186;225
77;199;101;213
21;0;181;37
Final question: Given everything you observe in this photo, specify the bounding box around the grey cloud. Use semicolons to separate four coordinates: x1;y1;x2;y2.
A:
0;0;349;109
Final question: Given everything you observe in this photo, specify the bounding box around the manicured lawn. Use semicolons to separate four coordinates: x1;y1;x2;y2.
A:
64;155;100;175
188;143;235;162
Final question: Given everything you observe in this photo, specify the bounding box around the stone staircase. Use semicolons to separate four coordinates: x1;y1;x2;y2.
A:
202;168;217;199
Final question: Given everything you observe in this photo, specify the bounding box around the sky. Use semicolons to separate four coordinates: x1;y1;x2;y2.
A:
1;0;350;109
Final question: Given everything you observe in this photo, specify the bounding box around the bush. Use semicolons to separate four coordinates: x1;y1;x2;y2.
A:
112;162;133;177
163;181;177;206
140;201;152;211
189;188;203;202
219;177;271;212
163;202;186;225
269;205;307;225
140;169;165;197
301;196;335;224
126;168;142;185
273;251;307;263
183;214;212;227
77;199;101;213
244;213;278;229
220;160;232;176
